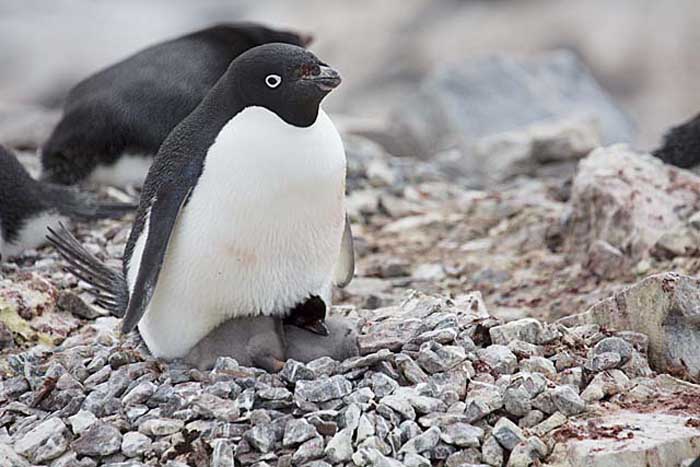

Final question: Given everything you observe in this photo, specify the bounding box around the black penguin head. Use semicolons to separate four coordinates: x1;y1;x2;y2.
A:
227;43;341;127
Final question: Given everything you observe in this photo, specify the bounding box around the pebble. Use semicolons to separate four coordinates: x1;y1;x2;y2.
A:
292;435;324;464
476;345;518;375
0;286;666;466
295;375;352;403
13;418;68;463
489;318;544;345
121;431;151;458
399;426;441;454
439;423;484;447
325;428;354;462
492;417;526;451
72;422;123;457
283;418;317;447
550;385;586;416
138;418;184;436
68;410;97;435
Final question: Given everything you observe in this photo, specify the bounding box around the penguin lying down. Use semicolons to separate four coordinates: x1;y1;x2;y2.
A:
184;316;359;371
41;23;312;187
0;144;134;261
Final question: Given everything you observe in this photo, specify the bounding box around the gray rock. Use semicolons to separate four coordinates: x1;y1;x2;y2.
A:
325;428;354;463
507;441;535;466
416;342;466;373
353;447;404;467
121;431;151;458
121;381;157;406
403;453;431;467
476;345;517;375
292;435;324;464
565;148;699;269
464;382;503;422
245;423;278;453
72;422;123;457
507;340;543;359
395;354;430;384
503;385;532;417
519;410;545;428
547;411;700;467
0;442;30;467
550;386;586;416
560;272;700;378
380;395;416;420
138;418;184;436
492;417;526;451
67;410;97;435
519;356;557;378
283;419;317;447
51;451;98;467
280;360;315;383
586;351;622;372
13;417;68;463
399;426;441;454
489;319;544;345
531;412;568;437
439;423;484;448
581;370;630;402
368;372;399;398
211;439;235;467
391;50;631;161
295;376;353;403
481;435;504;467
444;448;483;466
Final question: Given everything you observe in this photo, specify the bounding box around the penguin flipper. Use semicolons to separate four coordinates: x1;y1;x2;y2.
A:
333;214;354;288
121;185;193;333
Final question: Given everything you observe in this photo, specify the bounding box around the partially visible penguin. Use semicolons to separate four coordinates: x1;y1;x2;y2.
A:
653;113;700;168
184;316;285;372
48;43;354;360
184;316;359;371
0;145;134;261
285;317;360;363
41;23;312;187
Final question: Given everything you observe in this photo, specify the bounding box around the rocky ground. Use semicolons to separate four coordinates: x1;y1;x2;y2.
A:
3;114;700;466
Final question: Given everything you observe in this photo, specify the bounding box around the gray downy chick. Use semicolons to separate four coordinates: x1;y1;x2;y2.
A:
285;316;360;363
183;316;286;372
183;316;360;371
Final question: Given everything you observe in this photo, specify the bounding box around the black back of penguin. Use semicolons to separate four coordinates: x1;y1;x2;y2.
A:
653;113;700;169
41;23;310;185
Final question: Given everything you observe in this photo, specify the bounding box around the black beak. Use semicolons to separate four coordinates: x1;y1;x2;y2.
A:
306;65;341;92
301;320;330;336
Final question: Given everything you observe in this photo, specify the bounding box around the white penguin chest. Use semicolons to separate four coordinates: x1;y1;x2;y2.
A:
135;107;347;358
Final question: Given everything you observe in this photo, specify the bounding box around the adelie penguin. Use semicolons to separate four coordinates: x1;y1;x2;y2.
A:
41;23;312;187
49;43;354;361
0;145;134;261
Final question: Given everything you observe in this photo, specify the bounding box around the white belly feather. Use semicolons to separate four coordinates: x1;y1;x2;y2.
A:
0;212;67;260
129;107;346;358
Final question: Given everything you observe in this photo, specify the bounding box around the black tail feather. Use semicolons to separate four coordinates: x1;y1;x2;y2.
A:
47;223;128;317
43;184;136;221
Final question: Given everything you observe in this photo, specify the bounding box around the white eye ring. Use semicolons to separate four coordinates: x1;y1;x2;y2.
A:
265;74;282;88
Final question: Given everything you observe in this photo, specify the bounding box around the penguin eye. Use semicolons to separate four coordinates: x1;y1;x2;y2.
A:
265;74;282;89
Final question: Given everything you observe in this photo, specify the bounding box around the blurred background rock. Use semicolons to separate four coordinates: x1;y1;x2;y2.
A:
1;0;699;151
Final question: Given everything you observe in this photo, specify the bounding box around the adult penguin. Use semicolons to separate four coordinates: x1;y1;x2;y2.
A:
41;23;312;186
49;43;354;359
